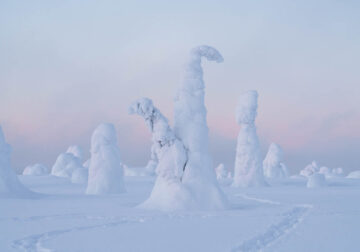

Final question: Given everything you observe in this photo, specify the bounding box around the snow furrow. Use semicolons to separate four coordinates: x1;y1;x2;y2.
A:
231;204;312;252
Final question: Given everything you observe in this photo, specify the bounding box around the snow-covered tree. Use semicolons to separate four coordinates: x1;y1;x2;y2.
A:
173;45;228;209
307;173;327;188
66;145;84;162
23;164;49;176
263;143;288;179
233;90;266;187
86;123;125;195
51;152;83;178
0;126;29;195
300;161;319;177
129;98;193;210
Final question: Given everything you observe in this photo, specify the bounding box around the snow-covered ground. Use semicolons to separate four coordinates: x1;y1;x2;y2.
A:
1;175;360;252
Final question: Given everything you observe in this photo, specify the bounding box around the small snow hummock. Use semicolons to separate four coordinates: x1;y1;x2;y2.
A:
23;164;50;176
0;126;30;195
51;152;83;178
232;90;267;187
263;143;289;179
347;170;360;179
173;45;228;210
307;173;327;188
86;123;125;195
129;98;193;211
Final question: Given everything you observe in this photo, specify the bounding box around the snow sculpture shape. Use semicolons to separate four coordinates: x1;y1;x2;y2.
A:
233;90;266;187
307;173;327;188
129;98;193;210
0;126;29;195
300;161;319;177
263;143;288;179
66;145;83;161
172;45;228;210
23;164;49;176
86;123;125;195
51;152;83;178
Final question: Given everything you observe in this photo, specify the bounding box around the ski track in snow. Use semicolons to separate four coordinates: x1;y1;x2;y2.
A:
11;215;148;252
232;194;312;252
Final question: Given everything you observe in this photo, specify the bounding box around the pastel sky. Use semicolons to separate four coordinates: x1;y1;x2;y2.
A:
1;0;359;174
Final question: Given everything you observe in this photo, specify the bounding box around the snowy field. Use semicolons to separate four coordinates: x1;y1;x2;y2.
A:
1;175;360;252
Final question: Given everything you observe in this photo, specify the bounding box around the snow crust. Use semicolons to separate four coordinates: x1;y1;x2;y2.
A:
233;90;266;187
263;143;288;179
173;45;228;210
86;123;125;195
23;164;49;176
0;126;29;195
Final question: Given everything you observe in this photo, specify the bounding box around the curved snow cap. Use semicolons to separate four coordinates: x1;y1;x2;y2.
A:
236;90;258;125
91;123;118;153
190;45;224;63
66;145;83;161
128;97;154;118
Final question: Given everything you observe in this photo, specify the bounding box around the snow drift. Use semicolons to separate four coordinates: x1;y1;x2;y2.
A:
23;164;49;176
86;123;125;195
233;90;266;187
0;126;30;195
263;143;288;179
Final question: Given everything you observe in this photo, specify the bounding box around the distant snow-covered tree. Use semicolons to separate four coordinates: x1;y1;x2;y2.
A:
263;143;288;179
233;90;266;187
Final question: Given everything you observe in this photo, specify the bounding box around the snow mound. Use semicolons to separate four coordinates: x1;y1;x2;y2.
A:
71;167;88;184
307;173;327;188
51;153;83;178
346;170;360;179
233;90;266;187
23;164;49;176
0;126;30;195
319;166;345;178
263;143;289;179
300;161;319;177
86;123;125;195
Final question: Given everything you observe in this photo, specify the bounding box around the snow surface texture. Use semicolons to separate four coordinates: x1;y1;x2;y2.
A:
129;98;194;211
86;123;125;195
173;45;228;210
51;153;83;178
233;90;266;187
23;164;49;176
307;173;327;188
0;126;29;195
263;143;289;179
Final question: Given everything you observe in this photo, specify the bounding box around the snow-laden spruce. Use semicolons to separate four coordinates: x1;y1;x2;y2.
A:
66;145;84;162
0;126;30;195
129;98;194;210
23;164;50;176
263;143;289;179
319;166;344;178
215;163;232;186
86;123;125;195
300;161;319;177
173;45;228;209
51;152;83;178
233;90;266;187
307;173;327;188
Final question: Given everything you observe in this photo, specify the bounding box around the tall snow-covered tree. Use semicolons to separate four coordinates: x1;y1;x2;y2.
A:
173;45;228;209
233;90;266;187
86;123;125;195
129;98;193;210
0;126;30;195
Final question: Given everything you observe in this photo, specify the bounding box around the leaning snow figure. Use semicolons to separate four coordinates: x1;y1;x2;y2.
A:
129;98;194;211
86;123;125;195
232;90;267;187
174;45;228;209
0;126;30;195
263;143;289;179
